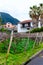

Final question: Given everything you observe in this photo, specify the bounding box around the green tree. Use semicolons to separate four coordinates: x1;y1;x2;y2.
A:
39;3;43;24
29;3;43;25
29;5;40;28
0;16;2;25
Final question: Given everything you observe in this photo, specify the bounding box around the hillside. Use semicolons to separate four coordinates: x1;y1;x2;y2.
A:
0;12;20;25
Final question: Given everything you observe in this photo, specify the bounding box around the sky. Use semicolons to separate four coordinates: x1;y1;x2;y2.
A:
0;0;43;21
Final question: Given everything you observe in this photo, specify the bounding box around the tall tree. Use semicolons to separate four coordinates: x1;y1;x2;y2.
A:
39;3;43;25
29;5;40;28
30;3;43;27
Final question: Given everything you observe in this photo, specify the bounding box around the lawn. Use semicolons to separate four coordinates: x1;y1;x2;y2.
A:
0;38;43;65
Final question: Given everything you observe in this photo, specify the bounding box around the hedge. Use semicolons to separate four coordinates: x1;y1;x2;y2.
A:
27;27;43;33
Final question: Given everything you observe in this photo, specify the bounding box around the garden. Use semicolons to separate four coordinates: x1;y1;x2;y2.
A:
0;37;43;65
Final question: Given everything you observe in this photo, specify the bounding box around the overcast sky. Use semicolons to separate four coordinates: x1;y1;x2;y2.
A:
0;0;43;21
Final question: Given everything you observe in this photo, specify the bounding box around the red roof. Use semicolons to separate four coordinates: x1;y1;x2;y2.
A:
20;20;32;24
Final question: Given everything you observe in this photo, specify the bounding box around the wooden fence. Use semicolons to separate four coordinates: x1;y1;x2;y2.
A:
0;32;43;42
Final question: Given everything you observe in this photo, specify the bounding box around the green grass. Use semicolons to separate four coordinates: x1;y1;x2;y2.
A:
0;45;43;65
0;38;34;53
0;38;43;65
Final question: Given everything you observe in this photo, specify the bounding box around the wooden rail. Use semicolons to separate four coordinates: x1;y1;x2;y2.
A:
13;32;43;38
0;32;43;41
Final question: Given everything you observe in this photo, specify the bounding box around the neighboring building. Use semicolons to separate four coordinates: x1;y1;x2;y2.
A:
3;22;17;31
17;20;33;33
17;20;42;33
3;22;14;28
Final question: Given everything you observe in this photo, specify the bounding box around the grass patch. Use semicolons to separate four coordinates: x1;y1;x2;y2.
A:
0;45;43;65
0;38;43;65
0;38;34;53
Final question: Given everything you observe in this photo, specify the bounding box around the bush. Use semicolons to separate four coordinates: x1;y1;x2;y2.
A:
0;38;34;54
0;28;11;33
30;27;43;33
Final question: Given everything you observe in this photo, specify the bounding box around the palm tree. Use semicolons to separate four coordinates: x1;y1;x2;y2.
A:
29;5;39;28
39;3;43;26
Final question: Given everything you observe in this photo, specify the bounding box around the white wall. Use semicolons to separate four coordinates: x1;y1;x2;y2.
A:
30;21;41;28
30;22;33;27
17;23;27;33
38;21;41;28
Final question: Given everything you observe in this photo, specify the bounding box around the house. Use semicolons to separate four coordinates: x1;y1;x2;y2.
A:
17;20;33;32
3;22;15;29
3;22;17;31
17;20;42;33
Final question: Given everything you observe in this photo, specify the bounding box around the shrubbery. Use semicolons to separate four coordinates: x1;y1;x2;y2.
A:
0;38;34;54
27;27;43;33
0;28;11;33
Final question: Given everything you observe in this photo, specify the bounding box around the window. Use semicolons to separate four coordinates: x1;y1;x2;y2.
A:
21;24;25;28
25;24;28;27
8;25;10;27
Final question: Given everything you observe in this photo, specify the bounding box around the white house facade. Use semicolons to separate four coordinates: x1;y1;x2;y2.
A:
17;20;42;33
17;20;33;33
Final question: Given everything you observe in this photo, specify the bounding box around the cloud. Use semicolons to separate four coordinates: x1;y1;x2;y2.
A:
0;0;43;21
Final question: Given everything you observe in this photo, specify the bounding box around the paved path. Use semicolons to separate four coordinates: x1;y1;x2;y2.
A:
27;51;43;65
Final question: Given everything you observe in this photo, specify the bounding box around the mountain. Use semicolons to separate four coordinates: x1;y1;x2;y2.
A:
0;12;20;25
